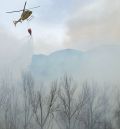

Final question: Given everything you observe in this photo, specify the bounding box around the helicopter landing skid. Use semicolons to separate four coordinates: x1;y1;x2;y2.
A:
27;15;34;21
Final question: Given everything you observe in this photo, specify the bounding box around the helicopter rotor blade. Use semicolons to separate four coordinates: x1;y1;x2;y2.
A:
6;1;27;13
23;1;27;12
6;1;40;13
28;6;40;10
6;10;23;13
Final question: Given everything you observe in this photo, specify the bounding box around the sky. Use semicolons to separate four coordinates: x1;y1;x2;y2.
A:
0;0;120;54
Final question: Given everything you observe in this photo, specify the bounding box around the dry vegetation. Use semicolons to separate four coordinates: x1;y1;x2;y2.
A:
0;72;119;129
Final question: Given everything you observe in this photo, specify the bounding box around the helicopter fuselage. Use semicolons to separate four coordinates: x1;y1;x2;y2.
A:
21;10;32;21
13;10;32;26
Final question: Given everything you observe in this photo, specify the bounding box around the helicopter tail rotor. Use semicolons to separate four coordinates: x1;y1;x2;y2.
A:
13;21;17;26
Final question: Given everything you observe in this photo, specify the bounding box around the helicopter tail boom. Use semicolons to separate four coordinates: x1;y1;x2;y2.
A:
13;19;22;26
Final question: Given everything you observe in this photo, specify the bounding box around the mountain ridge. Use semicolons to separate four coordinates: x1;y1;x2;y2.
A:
29;46;120;83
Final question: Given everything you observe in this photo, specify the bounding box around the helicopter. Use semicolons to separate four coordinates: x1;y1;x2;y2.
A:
6;1;40;26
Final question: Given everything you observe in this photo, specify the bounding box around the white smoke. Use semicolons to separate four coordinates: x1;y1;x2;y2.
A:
64;0;120;51
0;27;33;80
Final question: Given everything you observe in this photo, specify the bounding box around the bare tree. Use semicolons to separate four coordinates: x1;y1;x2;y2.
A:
80;85;99;129
4;87;20;129
100;89;113;129
31;81;58;129
114;89;120;129
22;72;34;129
77;83;113;129
56;76;88;129
0;79;12;109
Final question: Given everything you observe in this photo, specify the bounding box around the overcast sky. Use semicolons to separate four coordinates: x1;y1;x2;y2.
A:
0;0;120;54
